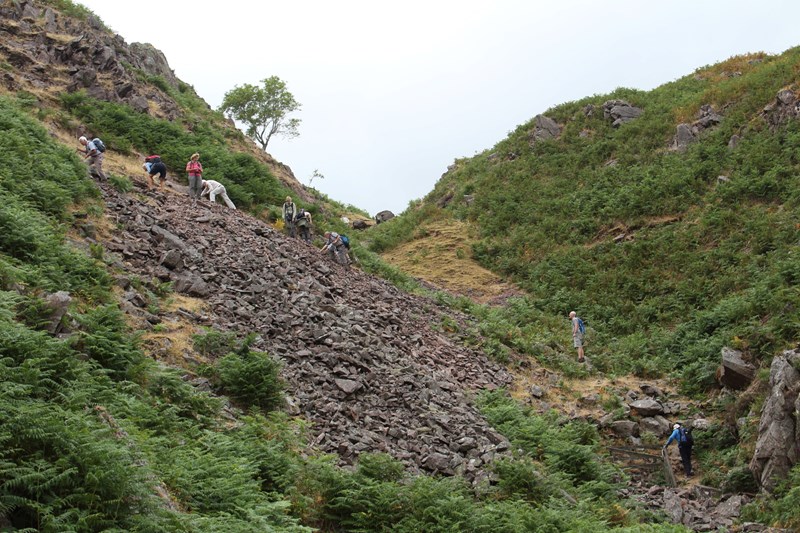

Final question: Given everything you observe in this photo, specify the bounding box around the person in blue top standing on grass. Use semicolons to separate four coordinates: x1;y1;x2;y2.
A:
664;422;694;477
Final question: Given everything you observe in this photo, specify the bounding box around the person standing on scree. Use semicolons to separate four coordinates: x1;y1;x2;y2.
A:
569;311;585;363
186;153;203;203
283;196;297;238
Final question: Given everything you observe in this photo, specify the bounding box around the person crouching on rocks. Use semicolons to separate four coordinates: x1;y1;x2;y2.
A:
296;209;313;242
200;179;236;209
320;231;349;267
144;154;167;192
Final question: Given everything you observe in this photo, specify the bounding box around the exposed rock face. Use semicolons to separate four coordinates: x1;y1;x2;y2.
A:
761;88;800;128
0;0;181;119
128;42;180;88
718;346;756;390
635;486;756;531
602;99;643;127
671;104;724;151
749;349;800;493
374;210;395;224
98;182;513;480
528;114;561;144
43;291;71;335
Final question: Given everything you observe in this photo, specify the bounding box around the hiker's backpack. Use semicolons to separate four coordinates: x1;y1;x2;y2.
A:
680;427;694;445
340;234;350;249
145;155;161;163
577;317;586;335
92;138;106;152
296;208;305;220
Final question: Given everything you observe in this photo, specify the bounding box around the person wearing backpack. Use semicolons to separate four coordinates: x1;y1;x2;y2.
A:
78;135;107;181
145;154;167;192
569;311;586;362
320;231;349;267
283;196;297;238
664;422;694;477
295;209;313;242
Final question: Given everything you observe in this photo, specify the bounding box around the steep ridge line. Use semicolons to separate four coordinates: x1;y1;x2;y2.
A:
97;181;513;480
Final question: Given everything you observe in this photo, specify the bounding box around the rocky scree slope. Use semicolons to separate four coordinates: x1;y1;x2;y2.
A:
97;181;513;480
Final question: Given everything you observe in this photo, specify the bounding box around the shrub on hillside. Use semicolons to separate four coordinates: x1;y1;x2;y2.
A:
217;347;284;411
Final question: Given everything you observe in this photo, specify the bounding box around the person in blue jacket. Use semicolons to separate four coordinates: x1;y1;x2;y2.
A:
664;422;693;477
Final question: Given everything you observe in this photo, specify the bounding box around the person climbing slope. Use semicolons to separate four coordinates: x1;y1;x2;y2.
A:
200;179;236;209
664;422;694;477
77;135;107;181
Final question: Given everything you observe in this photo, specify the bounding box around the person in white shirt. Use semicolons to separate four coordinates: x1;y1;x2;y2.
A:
200;179;236;209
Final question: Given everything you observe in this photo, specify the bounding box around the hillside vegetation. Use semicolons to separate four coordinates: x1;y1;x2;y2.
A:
371;49;800;393
0;90;698;531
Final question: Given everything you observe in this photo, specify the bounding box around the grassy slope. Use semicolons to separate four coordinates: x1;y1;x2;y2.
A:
371;49;800;393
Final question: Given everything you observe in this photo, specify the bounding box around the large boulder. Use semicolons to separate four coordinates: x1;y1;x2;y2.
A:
629;398;665;417
44;291;71;335
374;210;395;224
529;114;561;144
718;347;756;389
749;349;800;493
602;99;643;127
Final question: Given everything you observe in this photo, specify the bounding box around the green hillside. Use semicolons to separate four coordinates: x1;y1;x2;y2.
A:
371;49;800;392
0;91;694;532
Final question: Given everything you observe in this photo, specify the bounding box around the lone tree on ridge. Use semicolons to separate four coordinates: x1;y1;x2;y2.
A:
219;76;301;150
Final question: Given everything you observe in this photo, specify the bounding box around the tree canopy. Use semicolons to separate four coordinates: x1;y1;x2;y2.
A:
219;76;301;150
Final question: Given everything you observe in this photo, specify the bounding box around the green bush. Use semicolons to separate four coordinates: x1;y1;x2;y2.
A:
217;348;284;411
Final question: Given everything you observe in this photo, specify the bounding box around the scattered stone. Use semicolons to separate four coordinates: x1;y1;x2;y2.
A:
718;346;756;389
43;291;71;335
629;398;664;417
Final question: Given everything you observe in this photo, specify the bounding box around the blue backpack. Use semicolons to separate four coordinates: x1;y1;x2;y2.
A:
340;234;350;249
577;317;585;334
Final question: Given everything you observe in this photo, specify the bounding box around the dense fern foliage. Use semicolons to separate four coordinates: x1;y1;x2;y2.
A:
0;95;308;531
370;49;800;392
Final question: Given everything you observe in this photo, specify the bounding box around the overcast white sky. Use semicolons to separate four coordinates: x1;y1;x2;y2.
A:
77;0;800;215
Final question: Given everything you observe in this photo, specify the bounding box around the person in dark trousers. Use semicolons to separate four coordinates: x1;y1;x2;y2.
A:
664;422;693;476
145;154;167;192
296;209;313;242
283;196;297;238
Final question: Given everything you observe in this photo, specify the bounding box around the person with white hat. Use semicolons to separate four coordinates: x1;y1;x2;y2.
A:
664;422;694;477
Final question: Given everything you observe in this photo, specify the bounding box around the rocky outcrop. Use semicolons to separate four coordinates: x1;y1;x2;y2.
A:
749;349;800;493
718;346;756;390
528;114;561;144
629;485;761;531
602;100;643;127
671;104;723;151
97;181;512;481
374;210;395;224
0;0;181;119
761;88;800;128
